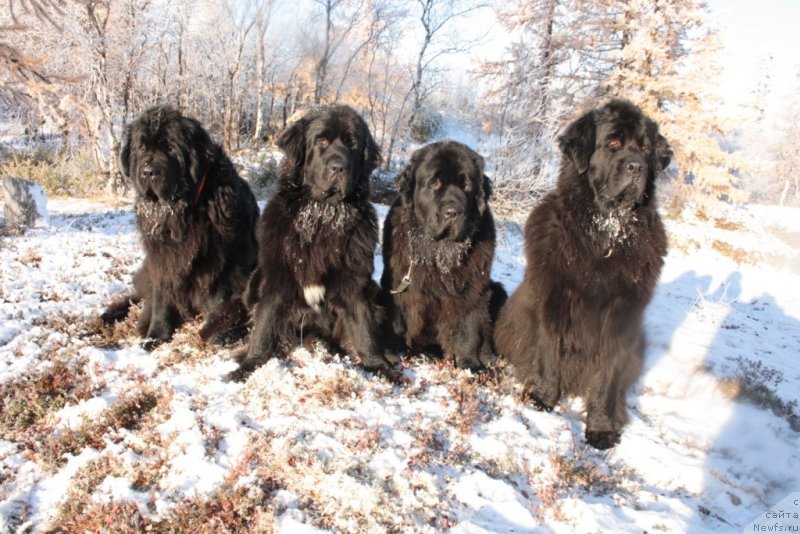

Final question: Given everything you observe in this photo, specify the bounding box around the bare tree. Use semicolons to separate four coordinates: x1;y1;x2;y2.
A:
252;0;275;143
363;8;412;170
307;0;367;105
331;0;392;102
0;0;73;137
403;0;485;147
118;0;151;120
217;1;258;150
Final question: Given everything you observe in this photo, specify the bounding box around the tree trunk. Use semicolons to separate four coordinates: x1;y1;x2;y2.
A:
314;0;335;105
253;27;266;144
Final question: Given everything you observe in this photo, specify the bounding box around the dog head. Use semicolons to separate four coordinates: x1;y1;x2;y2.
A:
277;105;380;204
121;106;215;204
558;98;672;212
397;141;491;242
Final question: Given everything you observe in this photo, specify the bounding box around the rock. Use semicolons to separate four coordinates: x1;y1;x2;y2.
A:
2;176;49;230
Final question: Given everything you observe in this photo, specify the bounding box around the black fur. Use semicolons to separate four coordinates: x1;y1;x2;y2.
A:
494;99;671;449
229;105;390;381
381;141;505;370
101;106;259;349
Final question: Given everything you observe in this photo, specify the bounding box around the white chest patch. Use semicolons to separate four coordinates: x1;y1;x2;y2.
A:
303;284;326;311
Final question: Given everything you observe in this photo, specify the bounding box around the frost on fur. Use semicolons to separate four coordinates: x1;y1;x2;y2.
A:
303;284;325;311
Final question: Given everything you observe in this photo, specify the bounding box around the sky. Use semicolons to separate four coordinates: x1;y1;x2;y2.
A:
706;0;800;117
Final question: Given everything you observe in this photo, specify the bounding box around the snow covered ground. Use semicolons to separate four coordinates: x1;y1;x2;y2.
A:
0;196;798;533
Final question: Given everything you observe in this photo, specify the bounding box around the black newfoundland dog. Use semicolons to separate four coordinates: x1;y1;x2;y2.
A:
494;99;671;449
102;106;259;349
228;105;390;381
381;141;504;370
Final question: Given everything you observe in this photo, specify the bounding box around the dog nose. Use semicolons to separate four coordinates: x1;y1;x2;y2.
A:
328;160;345;174
141;164;156;179
442;205;463;220
626;161;644;175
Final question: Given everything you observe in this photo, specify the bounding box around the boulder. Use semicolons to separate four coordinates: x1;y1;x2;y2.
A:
2;176;49;230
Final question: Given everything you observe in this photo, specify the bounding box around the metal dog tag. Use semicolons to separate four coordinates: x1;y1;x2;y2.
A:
390;271;412;294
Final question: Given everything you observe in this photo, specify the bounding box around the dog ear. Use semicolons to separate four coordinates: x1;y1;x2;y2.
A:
640;121;672;206
187;117;215;184
470;151;492;200
277;116;308;170
654;132;672;172
483;174;493;201
119;124;131;178
558;111;596;174
469;150;492;214
645;117;672;174
395;162;415;206
396;144;429;205
362;129;382;180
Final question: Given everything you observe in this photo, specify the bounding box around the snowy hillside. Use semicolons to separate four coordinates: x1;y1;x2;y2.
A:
1;197;798;533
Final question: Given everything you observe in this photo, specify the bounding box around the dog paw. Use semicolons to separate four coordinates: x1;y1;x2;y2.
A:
360;354;405;383
145;321;174;347
100;308;126;324
455;354;486;373
226;351;276;382
211;327;249;346
100;296;137;324
360;352;393;372
141;337;163;352
225;357;259;382
303;284;325;312
524;392;554;412
585;430;621;450
225;366;251;383
201;323;249;346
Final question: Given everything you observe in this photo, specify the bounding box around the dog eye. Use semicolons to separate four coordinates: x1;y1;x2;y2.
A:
316;138;330;148
608;138;622;150
431;178;442;191
640;142;651;155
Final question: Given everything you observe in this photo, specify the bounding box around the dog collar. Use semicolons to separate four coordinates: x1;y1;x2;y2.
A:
390;264;413;294
193;174;207;205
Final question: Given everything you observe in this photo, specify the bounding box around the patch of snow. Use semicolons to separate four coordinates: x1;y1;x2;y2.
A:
0;198;798;532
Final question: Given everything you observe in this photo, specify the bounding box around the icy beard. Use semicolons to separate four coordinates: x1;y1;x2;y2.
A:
409;220;472;274
592;207;638;250
293;199;358;244
135;197;190;242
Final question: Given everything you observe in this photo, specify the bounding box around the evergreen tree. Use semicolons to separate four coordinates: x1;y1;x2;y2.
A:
480;0;592;213
602;0;744;202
